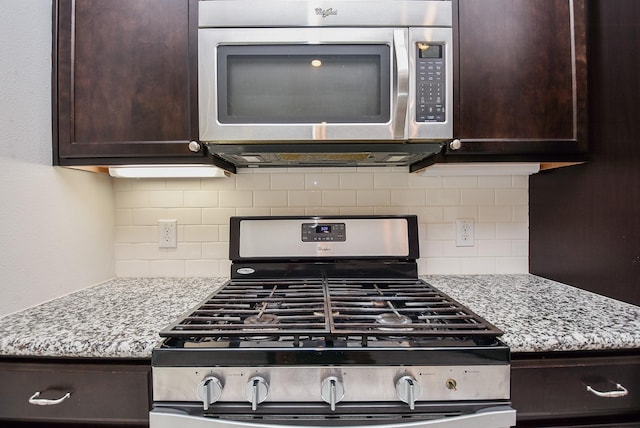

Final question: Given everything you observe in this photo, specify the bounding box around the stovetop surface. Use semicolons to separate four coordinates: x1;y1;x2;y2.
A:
159;277;503;350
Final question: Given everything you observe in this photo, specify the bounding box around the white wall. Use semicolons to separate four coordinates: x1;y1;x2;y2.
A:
114;169;529;277
0;0;115;316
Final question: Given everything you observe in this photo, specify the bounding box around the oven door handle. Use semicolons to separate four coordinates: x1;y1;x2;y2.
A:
392;29;409;140
150;406;516;428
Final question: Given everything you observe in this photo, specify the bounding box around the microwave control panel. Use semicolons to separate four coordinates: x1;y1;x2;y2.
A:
416;43;446;123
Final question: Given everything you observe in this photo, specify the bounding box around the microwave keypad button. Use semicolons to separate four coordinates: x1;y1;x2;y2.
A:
416;43;446;123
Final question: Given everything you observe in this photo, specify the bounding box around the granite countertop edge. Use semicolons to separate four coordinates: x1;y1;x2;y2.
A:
0;274;638;360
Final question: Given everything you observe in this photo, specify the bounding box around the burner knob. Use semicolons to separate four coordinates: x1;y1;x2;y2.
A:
320;376;345;411
197;376;223;411
245;376;269;411
396;376;421;410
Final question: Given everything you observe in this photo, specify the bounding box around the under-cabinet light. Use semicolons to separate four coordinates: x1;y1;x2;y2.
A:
419;163;540;176
108;165;227;178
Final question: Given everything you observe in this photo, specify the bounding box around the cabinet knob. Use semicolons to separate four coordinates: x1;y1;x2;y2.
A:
449;139;462;151
188;141;202;153
197;376;223;411
320;376;345;411
396;375;421;410
245;376;269;411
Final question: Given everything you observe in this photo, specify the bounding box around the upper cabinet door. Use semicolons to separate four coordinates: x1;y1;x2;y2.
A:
451;0;587;160
54;0;202;165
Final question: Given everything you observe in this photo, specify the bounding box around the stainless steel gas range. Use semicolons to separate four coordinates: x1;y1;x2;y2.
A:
150;216;515;428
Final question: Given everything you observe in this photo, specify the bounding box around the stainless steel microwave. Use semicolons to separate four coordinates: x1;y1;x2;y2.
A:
198;0;453;168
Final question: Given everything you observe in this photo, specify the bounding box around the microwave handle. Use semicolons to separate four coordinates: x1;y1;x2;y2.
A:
393;29;409;139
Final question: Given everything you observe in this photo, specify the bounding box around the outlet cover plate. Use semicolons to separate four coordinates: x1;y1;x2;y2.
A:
455;219;474;247
158;219;177;248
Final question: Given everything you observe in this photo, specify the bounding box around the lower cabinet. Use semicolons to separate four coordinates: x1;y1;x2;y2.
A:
511;352;640;427
0;358;150;426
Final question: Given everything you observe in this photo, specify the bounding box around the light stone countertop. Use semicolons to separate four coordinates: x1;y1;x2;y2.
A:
0;275;638;359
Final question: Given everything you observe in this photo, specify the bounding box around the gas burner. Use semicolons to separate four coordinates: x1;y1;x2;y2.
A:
375;312;414;332
244;313;280;326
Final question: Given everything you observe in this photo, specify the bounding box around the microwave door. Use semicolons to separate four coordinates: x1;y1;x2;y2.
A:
199;28;409;142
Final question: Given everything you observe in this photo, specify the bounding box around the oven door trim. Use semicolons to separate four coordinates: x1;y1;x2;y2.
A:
150;405;516;428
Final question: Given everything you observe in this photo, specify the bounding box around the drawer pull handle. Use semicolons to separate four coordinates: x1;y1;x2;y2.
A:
586;383;629;398
28;391;71;406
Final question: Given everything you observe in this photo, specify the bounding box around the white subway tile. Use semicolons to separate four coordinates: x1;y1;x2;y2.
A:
166;178;201;191
133;243;166;260
166;208;202;225
373;172;410;189
322;190;357;206
478;205;512;223
150;191;184;208
513;205;529;222
421;240;444;257
390;189;426;206
201;176;237;190
495;188;528;205
115;260;150;277
184;225;219;242
305;173;339;190
495;257;529;273
168;243;203;260
149;260;186;277
236;173;271;190
114;209;132;226
219;225;230;242
236;207;271;216
219;190;253;207
424;223;455;240
512;240;529;257
271;207;306;216
339;172;374;189
115;225;153;243
408;174;442;189
443;176;477;188
306;207;340;216
202;208;235;225
426;189;461;206
442;241;478;257
442;206;478;222
131;208;166;225
374;207;409;215
512;175;529;188
478;176;512;188
475;223;497;240
130;178;166;191
186;260;221;277
114;243;134;260
271;173;305;190
477;240;512;257
496;223;529;240
115;191;149;208
459;257;496;274
414;207;443;222
112;178;132;191
460;188;495;205
356;189;390;206
288;190;322;207
423;258;461;274
203;242;229;259
184;190;219;208
338;207;375;215
254;190;288;207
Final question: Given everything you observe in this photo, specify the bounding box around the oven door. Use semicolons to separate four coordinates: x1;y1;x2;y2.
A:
150;405;516;428
199;28;407;143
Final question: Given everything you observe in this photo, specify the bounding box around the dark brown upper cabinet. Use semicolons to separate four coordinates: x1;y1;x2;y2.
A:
447;0;587;162
53;0;204;166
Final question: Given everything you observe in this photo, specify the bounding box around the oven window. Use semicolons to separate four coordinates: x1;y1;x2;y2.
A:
217;44;391;124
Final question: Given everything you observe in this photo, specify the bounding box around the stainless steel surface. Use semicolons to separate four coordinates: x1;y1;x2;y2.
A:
320;376;344;411
150;406;517;428
245;376;269;411
237;218;410;258
152;365;510;403
199;0;453;28
199;27;407;143
393;29;409;140
396;376;421;410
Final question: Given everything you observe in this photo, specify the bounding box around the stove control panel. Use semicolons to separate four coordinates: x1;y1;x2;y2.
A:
301;222;346;242
155;365;510;409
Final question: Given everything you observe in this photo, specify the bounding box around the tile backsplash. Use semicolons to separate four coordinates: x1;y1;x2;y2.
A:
114;168;529;277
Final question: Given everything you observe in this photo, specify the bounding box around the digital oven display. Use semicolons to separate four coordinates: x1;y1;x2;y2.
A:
302;223;346;242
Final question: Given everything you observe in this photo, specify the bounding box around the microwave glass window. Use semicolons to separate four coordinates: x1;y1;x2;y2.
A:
217;45;391;124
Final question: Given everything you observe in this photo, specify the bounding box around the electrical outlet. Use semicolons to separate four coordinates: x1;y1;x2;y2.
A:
158;219;177;248
455;219;474;247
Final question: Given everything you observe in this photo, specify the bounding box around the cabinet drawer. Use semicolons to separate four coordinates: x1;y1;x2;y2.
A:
0;361;150;423
511;354;640;422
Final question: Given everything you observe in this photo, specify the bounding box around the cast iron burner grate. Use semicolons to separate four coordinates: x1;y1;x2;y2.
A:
160;278;502;343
